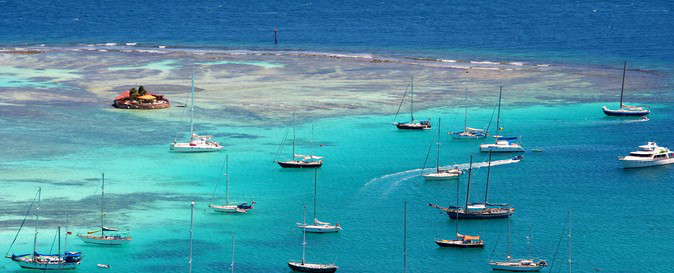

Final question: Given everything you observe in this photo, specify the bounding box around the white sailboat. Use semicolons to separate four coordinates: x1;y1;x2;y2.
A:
288;205;339;273
422;118;462;181
209;155;255;213
297;169;341;233
78;173;132;245
488;217;547;272
170;72;224;152
450;89;487;139
602;61;650;116
6;188;83;270
480;87;524;153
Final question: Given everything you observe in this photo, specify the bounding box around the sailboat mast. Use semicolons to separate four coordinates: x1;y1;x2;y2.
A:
302;205;307;264
189;202;194;273
58;226;62;270
436;118;441;173
311;125;315;159
484;151;493;204
464;89;468;131
568;210;572;273
190;72;195;140
33;187;41;260
65;214;69;253
506;214;511;262
292;112;296;159
313;169;318;222
403;201;407;273
496;86;502;136
231;234;235;273
410;76;414;122
620;61;626;108
527;225;532;258
225;156;229;205
465;156;473;211
101;173;105;236
455;167;460;235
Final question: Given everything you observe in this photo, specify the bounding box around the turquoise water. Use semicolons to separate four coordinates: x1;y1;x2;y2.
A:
1;98;672;272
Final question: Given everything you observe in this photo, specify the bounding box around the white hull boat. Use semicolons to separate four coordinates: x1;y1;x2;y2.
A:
170;135;224;153
208;204;250;213
619;142;674;168
489;261;546;272
480;138;524;153
77;234;132;245
170;73;223;153
422;169;461;181
10;256;80;270
298;221;342;233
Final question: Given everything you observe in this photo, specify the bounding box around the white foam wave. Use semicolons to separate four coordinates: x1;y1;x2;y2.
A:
470;61;499;65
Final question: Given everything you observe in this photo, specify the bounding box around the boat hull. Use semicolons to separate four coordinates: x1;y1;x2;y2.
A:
299;224;341;233
288;262;338;273
422;172;460;181
435;240;484;248
450;132;486;139
208;204;250;213
480;144;524;153
395;122;431;130
169;143;224;153
278;160;323;168
9;255;81;270
77;234;132;245
620;158;674;169
446;209;514;219
602;107;650;117
489;262;544;272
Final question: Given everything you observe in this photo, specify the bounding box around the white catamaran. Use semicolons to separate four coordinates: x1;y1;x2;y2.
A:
170;72;224;152
297;169;341;233
208;155;255;213
77;173;132;245
6;188;83;270
480;87;524;153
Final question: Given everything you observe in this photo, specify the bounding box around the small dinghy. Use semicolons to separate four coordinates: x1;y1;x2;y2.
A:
97;264;110;269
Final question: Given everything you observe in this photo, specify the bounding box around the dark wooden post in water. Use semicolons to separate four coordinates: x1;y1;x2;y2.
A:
274;27;278;45
620;61;626;108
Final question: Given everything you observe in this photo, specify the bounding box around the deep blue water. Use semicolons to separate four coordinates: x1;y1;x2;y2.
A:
1;0;673;67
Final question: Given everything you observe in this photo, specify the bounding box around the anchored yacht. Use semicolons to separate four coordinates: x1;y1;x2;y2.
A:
619;142;674;168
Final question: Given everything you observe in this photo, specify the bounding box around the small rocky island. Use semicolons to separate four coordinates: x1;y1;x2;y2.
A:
112;86;171;109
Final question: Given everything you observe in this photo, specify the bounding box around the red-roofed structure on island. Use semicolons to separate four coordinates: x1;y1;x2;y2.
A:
112;87;170;109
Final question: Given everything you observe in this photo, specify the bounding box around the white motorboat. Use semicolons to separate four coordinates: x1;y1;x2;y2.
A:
480;137;524;153
423;118;462;181
209;155;255;213
297;169;341;233
78;173;133;245
170;72;224;153
619;142;674;168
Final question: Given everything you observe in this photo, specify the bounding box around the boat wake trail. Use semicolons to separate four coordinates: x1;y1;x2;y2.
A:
365;157;523;187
